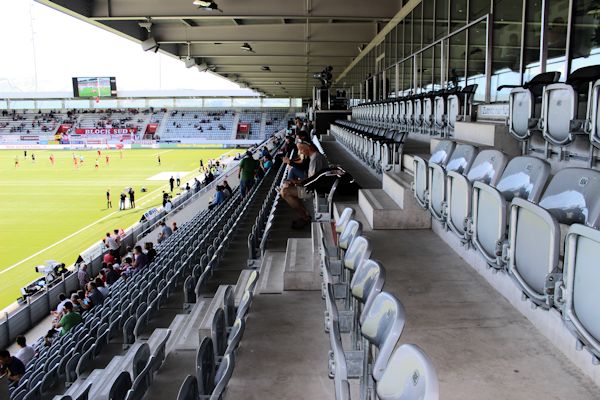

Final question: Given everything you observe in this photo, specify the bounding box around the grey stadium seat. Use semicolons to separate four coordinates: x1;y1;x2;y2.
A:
225;317;245;356
428;143;477;222
197;337;216;395
351;259;386;326
413;140;456;209
560;224;600;361
446;149;508;242
110;371;133;400
177;375;200;400
210;353;235;400
375;344;439;400
360;292;407;381
471;156;550;268
211;308;227;358
506;167;600;307
338;219;362;252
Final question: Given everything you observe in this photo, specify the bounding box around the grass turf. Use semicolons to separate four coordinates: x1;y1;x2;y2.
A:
0;148;228;310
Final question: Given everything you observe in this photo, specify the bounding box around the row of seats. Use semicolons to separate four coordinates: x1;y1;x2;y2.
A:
351;84;478;138
6;138;281;400
412;139;600;362
318;209;439;400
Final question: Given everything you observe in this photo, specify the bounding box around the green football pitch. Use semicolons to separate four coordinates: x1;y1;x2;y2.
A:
78;85;111;97
0;148;229;310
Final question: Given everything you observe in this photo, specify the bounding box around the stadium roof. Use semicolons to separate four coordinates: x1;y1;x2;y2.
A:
36;0;402;99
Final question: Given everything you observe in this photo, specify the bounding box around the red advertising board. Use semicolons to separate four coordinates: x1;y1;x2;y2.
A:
75;128;137;135
237;123;250;133
146;123;158;134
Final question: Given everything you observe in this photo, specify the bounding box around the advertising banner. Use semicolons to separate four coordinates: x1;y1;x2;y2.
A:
75;128;137;135
20;135;39;141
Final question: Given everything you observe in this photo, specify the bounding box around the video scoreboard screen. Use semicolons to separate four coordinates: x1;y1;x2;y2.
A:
72;77;117;98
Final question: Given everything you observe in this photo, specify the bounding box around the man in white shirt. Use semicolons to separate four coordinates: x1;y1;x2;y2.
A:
105;232;119;251
14;336;34;366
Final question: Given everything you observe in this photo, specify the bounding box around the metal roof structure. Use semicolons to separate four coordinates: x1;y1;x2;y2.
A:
37;0;402;98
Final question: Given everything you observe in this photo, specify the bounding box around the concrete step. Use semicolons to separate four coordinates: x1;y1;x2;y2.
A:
402;153;428;174
333;202;370;231
454;121;521;156
283;238;320;290
358;188;431;230
256;250;286;294
382;171;431;231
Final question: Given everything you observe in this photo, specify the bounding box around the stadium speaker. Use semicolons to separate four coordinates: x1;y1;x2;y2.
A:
142;36;159;53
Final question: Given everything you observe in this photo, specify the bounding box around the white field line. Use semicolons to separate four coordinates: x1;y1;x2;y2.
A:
0;173;169;275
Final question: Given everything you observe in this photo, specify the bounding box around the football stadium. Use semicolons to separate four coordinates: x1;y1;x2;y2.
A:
1;0;600;399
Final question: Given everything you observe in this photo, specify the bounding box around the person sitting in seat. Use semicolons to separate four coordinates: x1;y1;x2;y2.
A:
280;138;328;229
0;349;25;383
14;336;34;366
53;301;82;336
80;282;105;311
208;185;225;210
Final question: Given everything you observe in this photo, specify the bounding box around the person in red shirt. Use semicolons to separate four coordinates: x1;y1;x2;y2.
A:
103;251;115;265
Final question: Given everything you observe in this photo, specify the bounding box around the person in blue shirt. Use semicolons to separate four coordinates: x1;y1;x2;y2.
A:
208;185;225;210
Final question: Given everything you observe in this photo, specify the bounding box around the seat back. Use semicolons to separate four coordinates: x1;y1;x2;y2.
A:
177;375;200;400
223;286;236;327
211;308;227;358
433;95;445;130
225;318;245;356
245;270;259;294
508;88;534;140
350;259;386;323
446;150;507;239
429;144;477;219
541;83;577;146
342;236;372;272
538;168;600;229
338;220;362;251
132;343;151;379
335;207;355;234
211;353;235;400
423;97;433;129
375;344;439;400
109;371;132;400
360;292;406;380
236;291;253;321
562;224;600;358
197;337;216;395
429;140;456;166
495;156;551;202
589;79;600;148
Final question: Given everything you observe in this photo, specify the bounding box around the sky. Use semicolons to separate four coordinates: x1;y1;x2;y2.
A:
0;0;250;96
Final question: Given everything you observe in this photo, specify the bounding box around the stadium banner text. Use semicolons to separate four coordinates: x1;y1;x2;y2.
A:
75;128;137;135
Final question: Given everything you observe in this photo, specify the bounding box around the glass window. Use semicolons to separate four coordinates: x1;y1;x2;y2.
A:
569;0;600;73
94;99;118;109
413;4;423;53
35;100;63;110
8;100;35;110
423;0;434;45
118;99;145;108
233;98;261;107
64;99;90;109
421;47;435;92
202;98;230;107
174;98;202;107
148;98;174;108
447;30;467;89
467;21;487;102
434;42;444;90
398;21;405;60
263;98;290;107
545;0;569;77
523;0;543;82
405;13;413;59
292;98;302;108
470;0;491;21
450;0;468;32
435;0;449;40
387;66;397;97
0;100;8;109
491;0;523;101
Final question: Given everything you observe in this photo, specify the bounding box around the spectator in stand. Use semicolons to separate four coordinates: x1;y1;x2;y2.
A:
80;282;105;310
113;229;122;248
133;245;149;270
103;250;115;265
144;242;157;263
125;246;133;260
53;293;69;321
95;277;109;297
54;301;82;336
105;263;120;286
262;154;274;171
238;151;258;197
280;138;328;229
157;221;172;244
14;336;34;366
208;185;225;210
222;180;233;197
106;232;119;251
77;264;89;288
0;349;25;383
171;222;178;232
